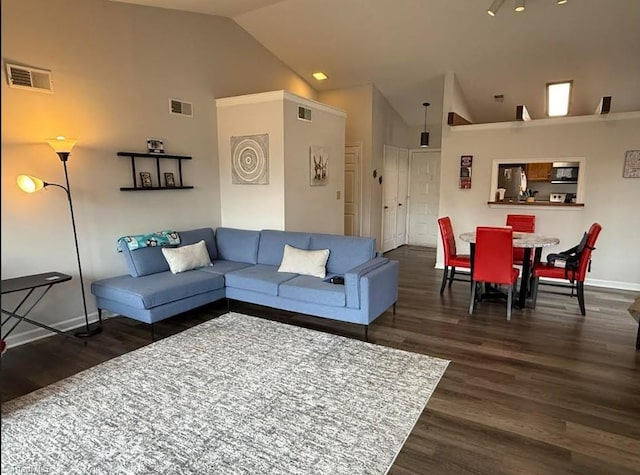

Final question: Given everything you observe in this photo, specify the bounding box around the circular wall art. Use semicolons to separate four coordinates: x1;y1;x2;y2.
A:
230;134;269;185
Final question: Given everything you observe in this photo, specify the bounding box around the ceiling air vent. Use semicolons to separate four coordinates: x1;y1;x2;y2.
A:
5;63;53;93
298;105;312;122
169;98;193;117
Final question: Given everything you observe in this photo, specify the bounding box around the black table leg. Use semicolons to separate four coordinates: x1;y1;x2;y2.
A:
517;247;542;308
518;248;532;308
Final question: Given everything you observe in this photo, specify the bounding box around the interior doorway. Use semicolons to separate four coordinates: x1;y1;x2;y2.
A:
407;149;441;247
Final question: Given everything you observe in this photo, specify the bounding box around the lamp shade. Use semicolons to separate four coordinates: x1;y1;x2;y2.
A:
46;136;77;153
17;174;45;193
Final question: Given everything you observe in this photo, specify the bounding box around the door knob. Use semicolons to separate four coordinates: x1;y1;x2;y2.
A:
398;203;403;206
384;206;389;209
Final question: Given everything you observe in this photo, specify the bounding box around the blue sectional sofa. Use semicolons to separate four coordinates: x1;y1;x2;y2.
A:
91;227;399;337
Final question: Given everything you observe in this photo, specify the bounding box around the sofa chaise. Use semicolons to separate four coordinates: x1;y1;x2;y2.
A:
91;227;399;339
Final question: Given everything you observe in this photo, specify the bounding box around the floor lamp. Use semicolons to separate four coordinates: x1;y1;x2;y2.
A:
16;136;102;338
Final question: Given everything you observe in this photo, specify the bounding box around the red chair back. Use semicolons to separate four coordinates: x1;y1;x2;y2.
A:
438;217;457;265
506;214;535;263
474;226;514;285
506;214;535;232
575;222;602;281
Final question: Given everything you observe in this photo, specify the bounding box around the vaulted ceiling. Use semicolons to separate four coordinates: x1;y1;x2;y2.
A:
111;0;640;127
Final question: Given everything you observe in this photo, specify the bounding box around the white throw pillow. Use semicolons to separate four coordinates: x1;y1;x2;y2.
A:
278;244;330;278
162;240;213;274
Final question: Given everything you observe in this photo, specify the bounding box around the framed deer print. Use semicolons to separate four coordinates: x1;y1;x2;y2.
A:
310;146;329;186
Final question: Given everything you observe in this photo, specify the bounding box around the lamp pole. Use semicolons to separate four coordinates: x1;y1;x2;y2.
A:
18;137;102;338
55;154;100;337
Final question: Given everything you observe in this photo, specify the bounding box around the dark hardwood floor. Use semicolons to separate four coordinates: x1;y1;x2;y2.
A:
2;245;639;474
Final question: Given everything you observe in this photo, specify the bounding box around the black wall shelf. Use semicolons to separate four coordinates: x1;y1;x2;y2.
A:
117;151;193;191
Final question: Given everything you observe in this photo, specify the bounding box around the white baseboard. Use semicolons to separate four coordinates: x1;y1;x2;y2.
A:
433;263;639;291
5;311;107;349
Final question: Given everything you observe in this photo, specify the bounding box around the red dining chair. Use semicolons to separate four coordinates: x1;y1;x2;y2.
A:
437;217;471;294
469;226;520;321
531;223;602;316
506;214;535;265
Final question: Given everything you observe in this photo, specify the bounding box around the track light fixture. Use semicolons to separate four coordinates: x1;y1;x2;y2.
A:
487;0;505;16
488;0;567;16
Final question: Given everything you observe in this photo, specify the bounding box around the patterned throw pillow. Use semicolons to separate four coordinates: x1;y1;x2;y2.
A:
117;230;180;252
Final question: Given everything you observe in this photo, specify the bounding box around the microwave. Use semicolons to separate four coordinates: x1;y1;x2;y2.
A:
551;162;579;184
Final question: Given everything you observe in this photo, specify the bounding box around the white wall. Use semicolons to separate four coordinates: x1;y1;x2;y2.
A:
1;0;315;346
216;95;286;230
439;113;640;289
446;72;475;124
284;97;346;234
318;85;373;235
319;84;411;249
372;86;412;251
216;91;345;234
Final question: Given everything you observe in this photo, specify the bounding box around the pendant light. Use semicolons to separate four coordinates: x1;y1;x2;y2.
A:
420;102;430;147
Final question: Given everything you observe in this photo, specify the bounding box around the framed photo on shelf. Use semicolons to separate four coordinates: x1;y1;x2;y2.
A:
147;138;164;154
139;172;153;188
164;172;176;187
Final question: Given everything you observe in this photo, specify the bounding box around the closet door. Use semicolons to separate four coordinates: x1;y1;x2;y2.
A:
408;149;441;247
395;148;409;247
382;146;399;253
382;145;410;253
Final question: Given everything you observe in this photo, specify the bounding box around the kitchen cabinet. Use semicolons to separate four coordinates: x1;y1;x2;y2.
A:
526;162;553;182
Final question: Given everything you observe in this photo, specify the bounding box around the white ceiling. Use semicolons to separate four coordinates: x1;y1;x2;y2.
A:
111;0;640;126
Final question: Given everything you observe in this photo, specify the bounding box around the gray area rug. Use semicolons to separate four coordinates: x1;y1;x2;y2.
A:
1;312;449;474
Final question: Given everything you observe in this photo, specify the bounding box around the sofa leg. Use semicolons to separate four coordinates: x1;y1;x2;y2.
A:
150;323;155;342
227;298;232;313
97;308;103;325
393;302;397;315
364;325;369;342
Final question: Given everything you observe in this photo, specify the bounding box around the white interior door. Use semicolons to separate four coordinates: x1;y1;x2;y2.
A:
344;144;361;236
395;148;409;247
382;146;398;252
408;149;441;247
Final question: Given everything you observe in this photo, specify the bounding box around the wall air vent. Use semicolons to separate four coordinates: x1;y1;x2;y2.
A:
169;98;193;117
5;63;53;93
297;105;312;122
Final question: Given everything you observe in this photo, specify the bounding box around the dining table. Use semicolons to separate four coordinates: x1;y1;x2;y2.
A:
459;231;560;308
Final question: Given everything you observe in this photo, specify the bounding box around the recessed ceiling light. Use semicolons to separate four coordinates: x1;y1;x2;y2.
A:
515;0;525;12
557;0;568;4
312;72;328;81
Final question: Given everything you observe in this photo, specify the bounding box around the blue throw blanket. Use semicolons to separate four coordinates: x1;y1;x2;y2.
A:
117;230;180;252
